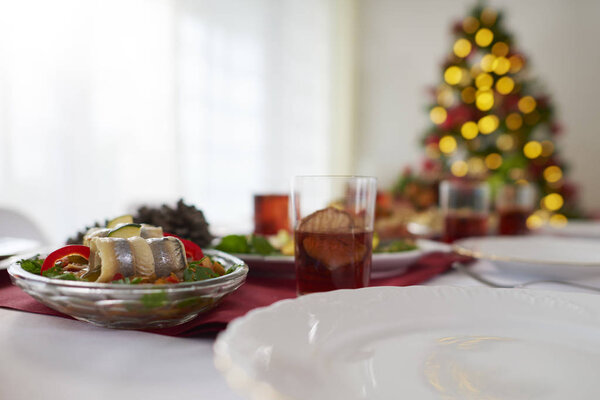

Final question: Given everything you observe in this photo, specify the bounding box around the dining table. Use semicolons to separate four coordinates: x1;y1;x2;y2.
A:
1;253;600;400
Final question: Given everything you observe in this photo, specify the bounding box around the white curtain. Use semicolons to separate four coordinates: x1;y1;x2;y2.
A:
0;0;356;241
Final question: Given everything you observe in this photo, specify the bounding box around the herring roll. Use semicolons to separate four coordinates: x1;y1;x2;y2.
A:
88;235;187;282
147;237;187;279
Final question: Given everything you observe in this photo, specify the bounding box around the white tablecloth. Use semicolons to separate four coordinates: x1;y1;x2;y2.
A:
2;259;600;400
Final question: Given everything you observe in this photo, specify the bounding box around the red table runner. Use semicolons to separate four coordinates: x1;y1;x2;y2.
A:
0;252;466;336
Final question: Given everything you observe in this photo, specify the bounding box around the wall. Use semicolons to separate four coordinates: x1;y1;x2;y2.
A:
355;0;600;211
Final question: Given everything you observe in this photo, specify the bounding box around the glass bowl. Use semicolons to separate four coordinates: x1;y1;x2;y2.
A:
7;249;248;329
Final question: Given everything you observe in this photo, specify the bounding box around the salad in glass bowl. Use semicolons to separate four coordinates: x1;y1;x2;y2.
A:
8;215;248;329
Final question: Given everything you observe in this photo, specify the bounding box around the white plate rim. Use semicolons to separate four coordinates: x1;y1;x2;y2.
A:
234;248;424;277
214;285;600;400
453;236;600;267
234;248;422;262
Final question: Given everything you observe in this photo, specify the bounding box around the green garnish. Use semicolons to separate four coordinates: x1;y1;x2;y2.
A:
112;277;143;284
183;259;219;282
225;266;238;274
250;235;277;256
214;234;277;255
375;239;418;253
18;256;44;275
141;291;168;309
41;265;81;280
214;235;250;253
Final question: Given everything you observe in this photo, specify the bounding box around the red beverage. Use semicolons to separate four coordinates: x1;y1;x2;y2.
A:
498;208;530;235
294;230;373;295
253;194;290;235
443;212;488;243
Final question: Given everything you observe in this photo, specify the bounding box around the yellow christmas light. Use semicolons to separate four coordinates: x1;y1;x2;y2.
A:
461;121;479;139
461;87;477;103
439;135;457;154
475;28;494;47
542;193;564;211
518;96;537;114
430;106;447;124
505;113;523;130
496;134;515;151
480;54;496;73
437;86;455;108
496;76;515;95
526;214;544;230
475;90;494;111
451;160;469;177
453;38;472;58
509;168;526;180
492;57;511;75
475;73;494;89
467;157;486;175
478;115;499;134
463;16;480;34
480;8;498;26
544;166;563;183
485;153;503;169
491;42;509;57
549;214;568;227
470;64;482;78
509;55;524;73
444;66;463;85
523;141;542;159
541;140;554;157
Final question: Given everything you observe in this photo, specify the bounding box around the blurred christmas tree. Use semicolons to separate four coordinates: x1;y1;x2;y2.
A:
404;3;581;226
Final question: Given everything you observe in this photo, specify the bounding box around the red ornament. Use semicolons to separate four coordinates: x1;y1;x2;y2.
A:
452;21;463;34
422;158;439;172
425;135;440;145
551;122;563;135
559;181;579;203
502;94;520;113
441;104;473;130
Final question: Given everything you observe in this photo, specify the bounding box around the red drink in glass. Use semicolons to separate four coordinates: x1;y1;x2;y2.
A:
498;208;530;235
443;212;488;243
295;230;372;295
253;194;290;235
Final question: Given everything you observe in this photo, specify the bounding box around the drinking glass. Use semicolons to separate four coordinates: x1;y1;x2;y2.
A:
496;182;536;235
253;194;290;235
440;179;490;243
291;176;377;295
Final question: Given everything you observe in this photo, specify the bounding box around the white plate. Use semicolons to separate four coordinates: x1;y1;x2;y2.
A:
539;220;600;239
214;286;600;400
0;237;40;258
454;235;600;279
237;249;423;279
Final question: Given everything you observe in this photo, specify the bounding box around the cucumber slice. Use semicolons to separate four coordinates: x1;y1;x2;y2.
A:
108;223;142;238
107;215;134;229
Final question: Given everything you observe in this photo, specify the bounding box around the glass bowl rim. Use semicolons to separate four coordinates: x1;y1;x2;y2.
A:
7;248;248;292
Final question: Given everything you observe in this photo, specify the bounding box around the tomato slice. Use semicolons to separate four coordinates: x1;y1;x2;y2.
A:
41;245;91;274
163;233;204;261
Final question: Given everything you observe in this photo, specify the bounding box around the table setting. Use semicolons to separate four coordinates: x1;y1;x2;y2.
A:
2;1;600;399
1;172;600;400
